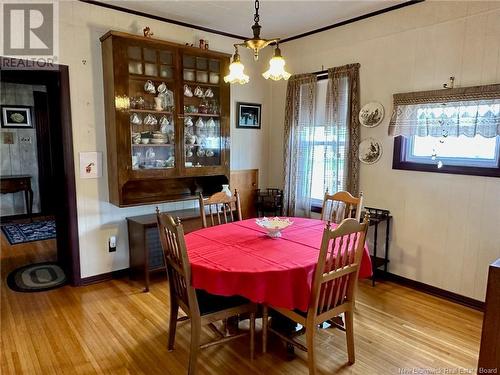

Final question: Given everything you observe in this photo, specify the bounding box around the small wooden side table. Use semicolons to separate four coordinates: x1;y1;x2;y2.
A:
363;206;392;286
0;175;33;221
126;208;203;292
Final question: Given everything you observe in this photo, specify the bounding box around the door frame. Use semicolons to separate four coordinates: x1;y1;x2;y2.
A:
1;57;81;285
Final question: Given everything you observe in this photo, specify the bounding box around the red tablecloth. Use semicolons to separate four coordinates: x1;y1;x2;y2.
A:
185;217;372;312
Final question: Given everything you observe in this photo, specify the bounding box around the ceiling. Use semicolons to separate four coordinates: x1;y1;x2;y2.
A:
106;1;409;40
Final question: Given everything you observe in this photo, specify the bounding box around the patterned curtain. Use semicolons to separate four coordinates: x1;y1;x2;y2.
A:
389;84;500;138
283;74;317;217
325;64;361;196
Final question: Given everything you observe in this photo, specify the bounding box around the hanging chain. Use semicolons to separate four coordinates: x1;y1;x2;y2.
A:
254;0;260;23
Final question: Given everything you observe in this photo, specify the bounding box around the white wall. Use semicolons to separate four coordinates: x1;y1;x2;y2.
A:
57;1;270;278
267;1;500;301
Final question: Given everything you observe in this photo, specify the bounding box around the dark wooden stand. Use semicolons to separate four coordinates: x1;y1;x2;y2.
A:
255;188;283;217
0;175;33;221
127;208;202;292
478;258;500;373
363;207;391;286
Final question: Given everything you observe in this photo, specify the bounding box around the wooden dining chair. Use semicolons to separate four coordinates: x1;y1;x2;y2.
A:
156;210;256;375
198;189;242;228
262;214;370;375
321;190;364;223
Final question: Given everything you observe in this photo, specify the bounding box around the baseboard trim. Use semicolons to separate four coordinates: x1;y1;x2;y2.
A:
78;268;129;286
376;270;485;311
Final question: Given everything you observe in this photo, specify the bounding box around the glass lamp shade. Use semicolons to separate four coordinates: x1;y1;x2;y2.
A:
262;55;291;81
224;61;250;85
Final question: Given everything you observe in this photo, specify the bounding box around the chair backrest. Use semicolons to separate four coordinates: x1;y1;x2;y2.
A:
198;189;242;228
156;210;198;315
321;190;364;223
309;214;369;318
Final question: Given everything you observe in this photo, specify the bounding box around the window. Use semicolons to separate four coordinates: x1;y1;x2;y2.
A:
391;90;500;178
310;79;349;206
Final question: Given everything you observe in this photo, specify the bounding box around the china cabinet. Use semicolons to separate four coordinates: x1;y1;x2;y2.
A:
100;31;230;207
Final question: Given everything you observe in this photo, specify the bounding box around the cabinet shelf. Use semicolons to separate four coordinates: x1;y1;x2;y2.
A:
132;143;174;147
183;113;220;117
128;109;173;115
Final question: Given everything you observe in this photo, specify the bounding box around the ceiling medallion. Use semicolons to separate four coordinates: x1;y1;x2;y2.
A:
224;0;291;84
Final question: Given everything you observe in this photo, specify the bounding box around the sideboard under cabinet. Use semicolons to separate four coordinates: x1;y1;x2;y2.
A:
100;31;231;207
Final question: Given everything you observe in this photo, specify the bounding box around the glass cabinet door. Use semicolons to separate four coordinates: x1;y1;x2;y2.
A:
183;54;222;168
127;44;176;171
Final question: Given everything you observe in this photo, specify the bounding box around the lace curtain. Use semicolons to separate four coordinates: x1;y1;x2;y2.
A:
326;64;361;196
389;84;500;138
283;74;317;217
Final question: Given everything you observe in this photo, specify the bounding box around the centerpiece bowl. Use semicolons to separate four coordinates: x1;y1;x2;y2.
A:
255;217;293;238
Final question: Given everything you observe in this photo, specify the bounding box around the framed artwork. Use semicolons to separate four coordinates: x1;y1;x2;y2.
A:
1;106;33;128
237;102;261;129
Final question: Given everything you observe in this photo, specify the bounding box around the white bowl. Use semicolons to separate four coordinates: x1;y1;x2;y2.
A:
255;217;293;238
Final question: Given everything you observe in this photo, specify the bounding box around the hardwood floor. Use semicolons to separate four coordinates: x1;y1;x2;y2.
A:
1;236;483;374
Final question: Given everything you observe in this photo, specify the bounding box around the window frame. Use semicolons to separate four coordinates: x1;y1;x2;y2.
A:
392;135;500;178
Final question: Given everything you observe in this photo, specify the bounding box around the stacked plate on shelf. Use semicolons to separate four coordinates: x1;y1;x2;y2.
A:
151;131;169;144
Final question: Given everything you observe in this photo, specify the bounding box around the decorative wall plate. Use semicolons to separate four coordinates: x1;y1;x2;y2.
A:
359;102;384;128
359;138;382;164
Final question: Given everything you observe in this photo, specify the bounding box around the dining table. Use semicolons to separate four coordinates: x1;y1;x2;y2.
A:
184;217;372;312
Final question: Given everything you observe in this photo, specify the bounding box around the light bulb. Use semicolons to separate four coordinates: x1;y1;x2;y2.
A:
262;46;291;81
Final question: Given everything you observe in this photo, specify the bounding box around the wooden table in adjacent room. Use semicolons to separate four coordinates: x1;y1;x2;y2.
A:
184;217;372;312
0;175;33;221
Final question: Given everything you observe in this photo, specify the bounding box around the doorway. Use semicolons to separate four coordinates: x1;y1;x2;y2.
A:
0;59;80;285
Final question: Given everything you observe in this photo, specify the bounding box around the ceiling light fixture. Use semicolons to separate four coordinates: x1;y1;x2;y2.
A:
224;0;291;84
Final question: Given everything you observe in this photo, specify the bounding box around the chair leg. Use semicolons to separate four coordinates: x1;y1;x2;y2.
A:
250;312;255;360
188;318;201;375
345;310;355;365
262;305;268;353
306;321;316;375
168;302;179;351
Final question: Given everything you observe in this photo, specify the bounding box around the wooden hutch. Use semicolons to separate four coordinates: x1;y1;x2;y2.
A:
100;31;231;206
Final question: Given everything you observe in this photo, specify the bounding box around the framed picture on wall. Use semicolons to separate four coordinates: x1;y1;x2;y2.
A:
237;102;261;129
1;106;32;128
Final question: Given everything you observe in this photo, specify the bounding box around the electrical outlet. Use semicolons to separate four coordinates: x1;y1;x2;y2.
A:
108;236;117;252
20;136;32;144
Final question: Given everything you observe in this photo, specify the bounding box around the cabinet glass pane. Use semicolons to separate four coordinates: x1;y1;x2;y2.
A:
209;73;220;85
183;69;195;81
196;71;208;83
128;61;143;75
159;51;173;65
196;57;208;70
183;55;195;69
143;48;157;62
128;46;141;60
160;65;173;79
185;115;221;167
209;59;220;72
144;63;158;76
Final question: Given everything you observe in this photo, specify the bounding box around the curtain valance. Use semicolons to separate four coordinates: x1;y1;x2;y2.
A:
388;84;500;138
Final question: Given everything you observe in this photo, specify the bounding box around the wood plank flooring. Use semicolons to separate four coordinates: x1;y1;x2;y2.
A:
1;235;483;374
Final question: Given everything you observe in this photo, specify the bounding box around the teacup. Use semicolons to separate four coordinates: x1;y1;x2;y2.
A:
206;150;214;157
184;84;193;97
159;115;170;126
186;134;197;144
144;114;157;125
130;113;142;125
186;147;193;158
204;88;214;98
144;80;156;94
184;116;193;127
206;117;216;128
141;138;150;144
157;82;167;94
195;117;205;128
196;148;205;157
194;86;204;97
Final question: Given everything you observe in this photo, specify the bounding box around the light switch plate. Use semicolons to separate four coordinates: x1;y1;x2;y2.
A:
20;136;32;143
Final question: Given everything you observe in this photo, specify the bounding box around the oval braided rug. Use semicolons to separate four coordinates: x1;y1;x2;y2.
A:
6;262;67;293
